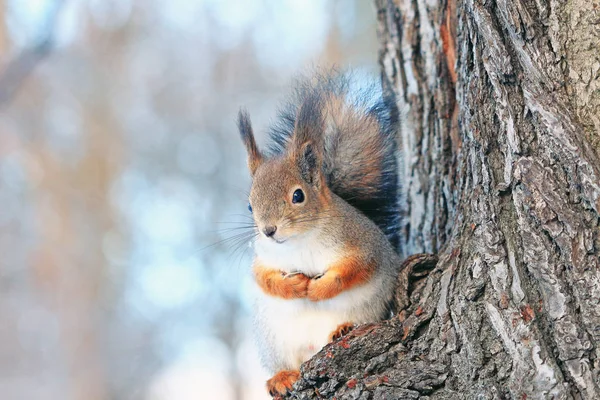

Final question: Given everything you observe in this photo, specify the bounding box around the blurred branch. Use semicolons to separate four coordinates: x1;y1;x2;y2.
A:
0;0;65;107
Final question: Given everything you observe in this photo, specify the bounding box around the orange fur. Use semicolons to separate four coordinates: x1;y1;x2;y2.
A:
307;255;374;301
441;0;457;84
254;264;310;299
266;369;300;397
328;322;354;342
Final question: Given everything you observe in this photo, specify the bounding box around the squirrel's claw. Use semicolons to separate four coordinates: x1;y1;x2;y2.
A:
266;369;300;397
328;322;355;342
283;271;301;279
285;271;324;280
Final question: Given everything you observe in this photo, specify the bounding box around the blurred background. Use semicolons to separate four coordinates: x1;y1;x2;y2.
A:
0;0;379;399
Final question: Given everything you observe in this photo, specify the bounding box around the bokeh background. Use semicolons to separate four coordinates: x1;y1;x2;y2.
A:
0;1;379;399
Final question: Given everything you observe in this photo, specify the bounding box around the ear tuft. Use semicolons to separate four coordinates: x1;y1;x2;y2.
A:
237;109;263;176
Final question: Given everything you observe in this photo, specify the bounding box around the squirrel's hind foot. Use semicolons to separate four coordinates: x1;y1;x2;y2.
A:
266;369;300;397
328;322;355;342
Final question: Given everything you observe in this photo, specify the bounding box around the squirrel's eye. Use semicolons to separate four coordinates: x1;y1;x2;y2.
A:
248;203;252;213
292;189;305;204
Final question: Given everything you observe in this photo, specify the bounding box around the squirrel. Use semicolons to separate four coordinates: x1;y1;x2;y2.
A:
237;72;403;397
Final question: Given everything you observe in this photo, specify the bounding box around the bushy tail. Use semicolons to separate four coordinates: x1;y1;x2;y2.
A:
267;71;401;248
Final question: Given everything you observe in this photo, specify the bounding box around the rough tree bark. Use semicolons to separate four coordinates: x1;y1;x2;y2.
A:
282;0;600;398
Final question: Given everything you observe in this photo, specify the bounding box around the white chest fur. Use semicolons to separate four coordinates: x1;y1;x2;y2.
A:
254;231;340;277
252;232;389;372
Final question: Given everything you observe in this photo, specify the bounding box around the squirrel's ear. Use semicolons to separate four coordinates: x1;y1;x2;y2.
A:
237;109;263;176
292;95;325;187
296;140;323;187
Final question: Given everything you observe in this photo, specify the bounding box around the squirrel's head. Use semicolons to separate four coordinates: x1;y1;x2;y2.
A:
237;96;330;244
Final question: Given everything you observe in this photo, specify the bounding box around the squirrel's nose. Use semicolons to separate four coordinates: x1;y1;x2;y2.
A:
263;226;277;238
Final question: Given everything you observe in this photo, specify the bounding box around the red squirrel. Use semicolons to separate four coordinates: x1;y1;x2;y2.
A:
237;73;402;397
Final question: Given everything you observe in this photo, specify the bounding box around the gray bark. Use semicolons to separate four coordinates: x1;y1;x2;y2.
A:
282;0;600;398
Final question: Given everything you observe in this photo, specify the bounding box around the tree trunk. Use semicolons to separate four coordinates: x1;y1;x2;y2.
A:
283;0;600;398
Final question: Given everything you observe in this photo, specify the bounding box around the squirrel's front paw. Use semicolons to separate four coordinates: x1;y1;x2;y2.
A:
307;273;342;301
280;272;310;299
254;266;310;299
